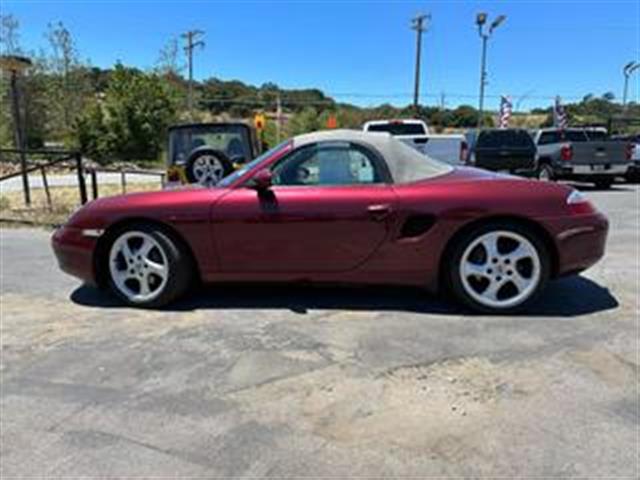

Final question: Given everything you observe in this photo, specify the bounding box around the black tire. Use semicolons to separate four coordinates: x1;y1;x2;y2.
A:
445;221;551;314
625;171;640;184
106;223;193;308
536;163;554;181
185;149;233;185
594;178;613;189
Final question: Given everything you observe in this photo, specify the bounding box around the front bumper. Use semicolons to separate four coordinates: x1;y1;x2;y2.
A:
543;212;609;276
51;226;99;285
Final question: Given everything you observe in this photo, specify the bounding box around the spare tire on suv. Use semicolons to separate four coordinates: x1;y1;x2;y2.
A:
185;149;233;186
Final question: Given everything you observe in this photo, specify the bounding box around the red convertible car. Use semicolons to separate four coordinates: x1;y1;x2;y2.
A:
52;130;608;313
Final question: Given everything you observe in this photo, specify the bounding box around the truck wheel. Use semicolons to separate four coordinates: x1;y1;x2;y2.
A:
536;164;554;181
186;150;232;186
594;179;613;189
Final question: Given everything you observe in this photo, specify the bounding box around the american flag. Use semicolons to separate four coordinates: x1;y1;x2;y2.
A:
553;96;568;129
498;95;512;128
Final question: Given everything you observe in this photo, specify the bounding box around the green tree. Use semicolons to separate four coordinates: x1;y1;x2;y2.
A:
287;107;321;136
44;21;92;142
75;64;178;162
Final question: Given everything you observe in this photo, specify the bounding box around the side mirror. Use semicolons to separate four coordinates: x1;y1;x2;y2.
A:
252;169;273;190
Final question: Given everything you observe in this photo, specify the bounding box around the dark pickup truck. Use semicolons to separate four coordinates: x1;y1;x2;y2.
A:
463;129;536;173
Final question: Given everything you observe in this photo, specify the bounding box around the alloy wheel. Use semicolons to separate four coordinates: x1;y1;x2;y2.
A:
459;230;541;309
109;231;169;303
192;155;225;186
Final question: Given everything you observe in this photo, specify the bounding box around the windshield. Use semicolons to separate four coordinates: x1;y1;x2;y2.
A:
477;130;534;148
217;140;292;187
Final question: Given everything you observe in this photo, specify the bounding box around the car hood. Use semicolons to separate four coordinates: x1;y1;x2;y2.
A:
66;185;230;228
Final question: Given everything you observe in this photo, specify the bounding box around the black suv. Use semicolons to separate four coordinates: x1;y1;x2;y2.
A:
463;129;536;173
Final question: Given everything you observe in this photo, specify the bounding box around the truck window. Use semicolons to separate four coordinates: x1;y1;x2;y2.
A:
564;130;589;142
538;131;560;145
366;123;426;135
477;130;533;148
585;130;607;141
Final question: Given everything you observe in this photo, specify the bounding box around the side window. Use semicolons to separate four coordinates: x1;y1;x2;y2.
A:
538;132;559;145
272;142;382;186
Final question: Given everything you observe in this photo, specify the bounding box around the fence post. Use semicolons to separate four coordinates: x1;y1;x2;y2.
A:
75;152;87;204
120;170;126;193
40;166;52;210
90;169;98;199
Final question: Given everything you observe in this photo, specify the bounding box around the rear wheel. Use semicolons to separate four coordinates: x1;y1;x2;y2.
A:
107;224;192;307
447;222;550;314
536;163;554;181
594;178;613;189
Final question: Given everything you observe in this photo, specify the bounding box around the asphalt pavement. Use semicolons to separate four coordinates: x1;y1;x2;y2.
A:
0;184;638;477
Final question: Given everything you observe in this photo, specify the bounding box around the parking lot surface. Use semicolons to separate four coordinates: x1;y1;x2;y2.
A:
1;185;638;477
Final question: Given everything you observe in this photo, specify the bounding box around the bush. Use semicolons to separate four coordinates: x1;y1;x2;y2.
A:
74;64;178;163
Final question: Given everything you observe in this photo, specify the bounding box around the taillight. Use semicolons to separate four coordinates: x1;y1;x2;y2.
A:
566;190;595;214
560;144;573;161
166;168;181;183
460;140;468;163
625;143;633;161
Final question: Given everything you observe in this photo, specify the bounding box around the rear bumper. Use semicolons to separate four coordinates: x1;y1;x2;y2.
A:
542;212;609;276
51;226;98;285
554;163;630;177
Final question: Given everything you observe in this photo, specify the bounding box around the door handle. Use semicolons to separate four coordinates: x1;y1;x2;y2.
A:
368;204;392;221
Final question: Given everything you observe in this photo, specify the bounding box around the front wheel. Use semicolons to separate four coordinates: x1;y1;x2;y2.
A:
447;223;550;314
107;224;192;307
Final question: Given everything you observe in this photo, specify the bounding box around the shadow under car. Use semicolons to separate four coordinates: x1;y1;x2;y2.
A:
71;275;618;318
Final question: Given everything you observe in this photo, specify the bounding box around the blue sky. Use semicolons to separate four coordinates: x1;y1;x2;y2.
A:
3;0;639;110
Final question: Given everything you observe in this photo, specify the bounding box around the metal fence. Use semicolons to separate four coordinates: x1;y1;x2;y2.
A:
0;149;166;213
0;149;87;207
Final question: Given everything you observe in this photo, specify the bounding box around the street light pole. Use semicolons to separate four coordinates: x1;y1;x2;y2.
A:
411;13;430;110
475;13;506;128
477;33;488;128
622;61;639;109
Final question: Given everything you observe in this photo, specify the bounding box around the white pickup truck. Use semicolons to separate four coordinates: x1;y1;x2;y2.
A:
362;119;465;165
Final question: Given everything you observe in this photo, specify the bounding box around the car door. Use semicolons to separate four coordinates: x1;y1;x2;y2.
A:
212;141;397;273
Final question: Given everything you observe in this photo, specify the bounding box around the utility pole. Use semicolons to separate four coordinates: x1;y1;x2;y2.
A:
181;29;205;118
1;55;32;206
276;93;282;143
411;13;430;110
622;61;639;109
475;13;506;128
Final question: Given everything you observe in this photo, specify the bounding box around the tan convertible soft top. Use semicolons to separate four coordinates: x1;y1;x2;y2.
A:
292;129;453;183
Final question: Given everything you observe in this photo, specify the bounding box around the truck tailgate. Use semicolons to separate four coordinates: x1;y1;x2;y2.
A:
570;141;628;165
475;147;535;171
